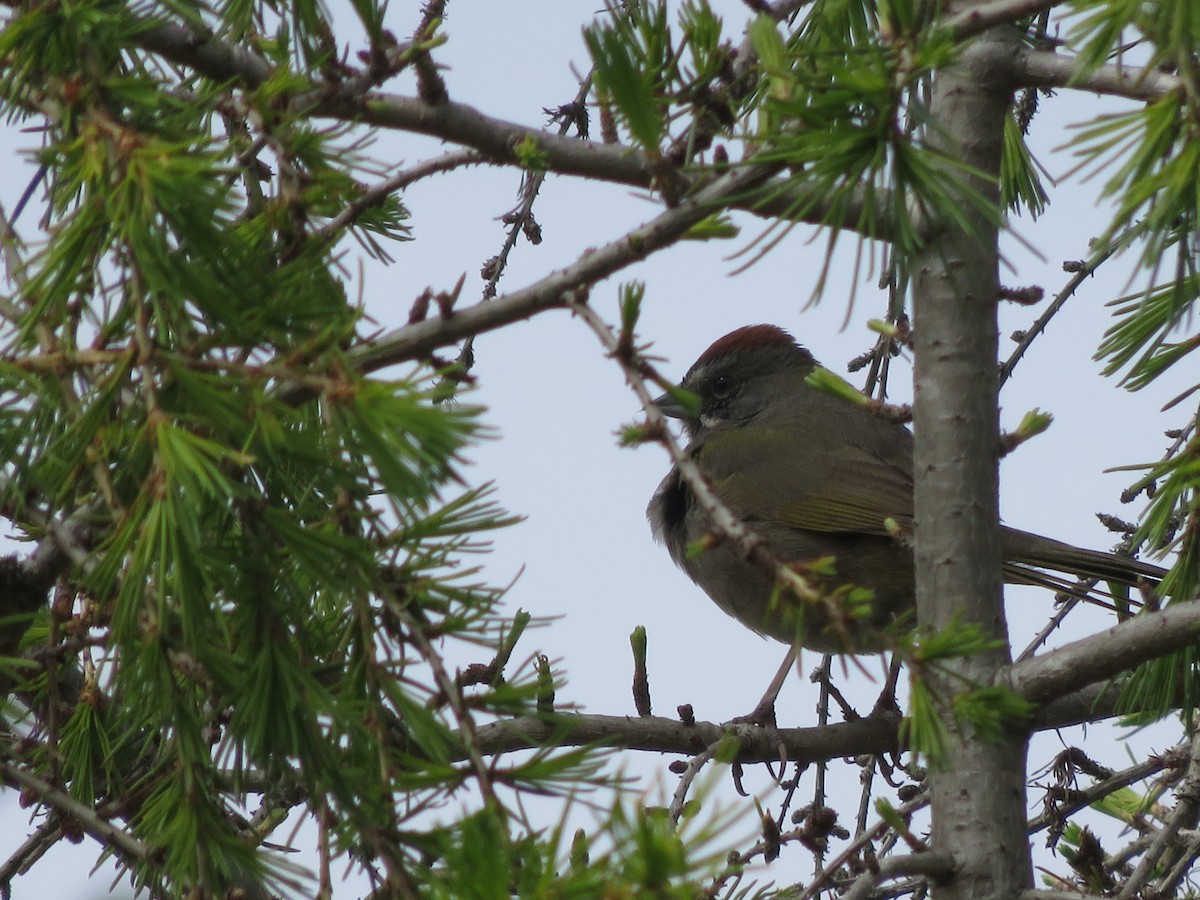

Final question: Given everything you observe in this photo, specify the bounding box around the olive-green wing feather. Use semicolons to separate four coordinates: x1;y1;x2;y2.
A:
698;427;914;537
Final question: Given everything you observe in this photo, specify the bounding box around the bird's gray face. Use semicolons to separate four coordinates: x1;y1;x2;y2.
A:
679;354;769;438
657;340;818;440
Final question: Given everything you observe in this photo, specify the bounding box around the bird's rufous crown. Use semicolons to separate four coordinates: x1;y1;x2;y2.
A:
693;324;800;367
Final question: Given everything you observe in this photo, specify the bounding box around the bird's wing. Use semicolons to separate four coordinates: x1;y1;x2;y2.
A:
701;428;914;537
773;444;914;535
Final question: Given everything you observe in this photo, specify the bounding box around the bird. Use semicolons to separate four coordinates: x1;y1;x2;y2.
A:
647;324;1165;653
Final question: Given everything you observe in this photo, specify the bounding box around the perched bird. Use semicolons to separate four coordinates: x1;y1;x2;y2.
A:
647;324;1164;653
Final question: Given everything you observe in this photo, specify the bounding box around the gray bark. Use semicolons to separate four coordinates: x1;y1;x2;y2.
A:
912;18;1032;900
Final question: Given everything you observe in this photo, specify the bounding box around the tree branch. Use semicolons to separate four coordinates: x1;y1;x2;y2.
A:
0;758;149;864
1027;744;1181;836
345;161;778;373
127;8;891;237
1014;48;1182;102
840;850;956;900
469;710;902;764
1000;243;1119;388
1008;600;1200;706
461;678;1139;765
944;0;1065;40
314;149;489;244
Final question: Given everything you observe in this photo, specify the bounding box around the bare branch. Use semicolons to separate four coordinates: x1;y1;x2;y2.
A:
840;850;956;900
1000;243;1119;387
126;9;891;238
0;759;149;864
944;0;1066;40
314;149;488;243
800;792;932;899
1008;600;1200;706
668;741;721;825
347;162;778;373
1027;746;1178;835
468;710;902;764
1014;48;1182;102
0;818;60;889
461;678;1140;765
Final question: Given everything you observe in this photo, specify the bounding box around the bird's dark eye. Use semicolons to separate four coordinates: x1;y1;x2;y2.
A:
710;374;733;399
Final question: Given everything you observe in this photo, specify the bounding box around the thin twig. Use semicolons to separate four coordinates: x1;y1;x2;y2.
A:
567;298;837;620
0;818;61;888
811;654;833;876
798;793;932;900
314;149;487;243
451;74;594;382
1114;731;1200;899
384;601;500;809
669;742;721;826
999;243;1118;387
347;160;779;373
1028;750;1176;835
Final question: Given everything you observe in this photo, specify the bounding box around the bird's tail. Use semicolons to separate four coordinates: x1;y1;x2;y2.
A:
1003;527;1166;587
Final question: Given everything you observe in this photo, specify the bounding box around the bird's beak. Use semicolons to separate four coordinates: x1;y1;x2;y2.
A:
652;386;700;421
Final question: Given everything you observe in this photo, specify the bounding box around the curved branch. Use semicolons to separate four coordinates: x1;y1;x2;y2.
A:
129;15;649;182
315;149;489;243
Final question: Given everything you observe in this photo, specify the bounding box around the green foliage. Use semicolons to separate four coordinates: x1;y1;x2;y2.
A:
1071;0;1200;79
682;213;739;240
904;677;1034;769
585;6;671;154
1119;647;1200;729
901;621;1032;767
619;280;645;340
806;366;870;407
585;0;752;164
585;0;1002;301
1001;113;1050;218
741;7;990;294
1074;94;1200;392
420;796;734;898
1081;85;1200;720
514;133;550;172
0;0;608;895
1108;431;1200;722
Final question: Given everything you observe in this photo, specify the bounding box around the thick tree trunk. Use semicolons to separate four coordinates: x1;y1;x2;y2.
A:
912;18;1031;900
